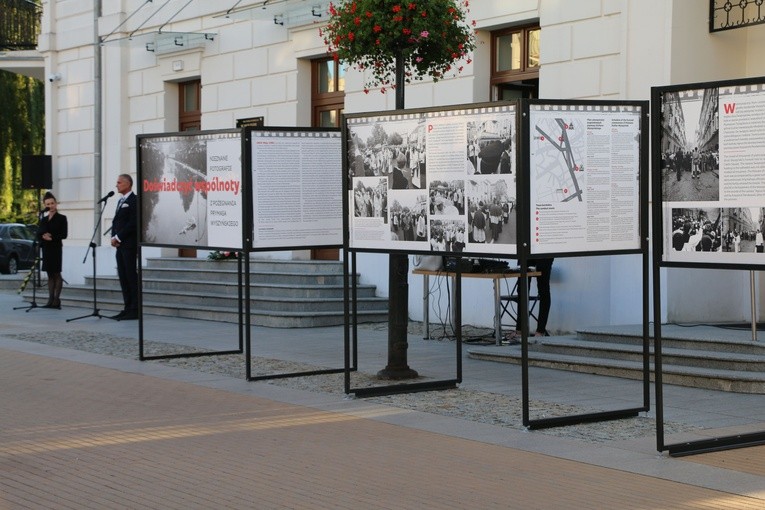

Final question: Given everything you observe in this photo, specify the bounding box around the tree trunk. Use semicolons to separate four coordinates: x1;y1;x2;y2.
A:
378;53;418;380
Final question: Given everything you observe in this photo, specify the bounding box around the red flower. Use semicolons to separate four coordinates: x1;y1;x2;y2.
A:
321;0;476;92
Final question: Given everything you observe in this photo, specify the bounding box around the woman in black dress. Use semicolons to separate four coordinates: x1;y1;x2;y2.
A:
38;191;68;308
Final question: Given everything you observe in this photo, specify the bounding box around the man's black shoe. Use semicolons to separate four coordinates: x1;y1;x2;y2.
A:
119;310;139;320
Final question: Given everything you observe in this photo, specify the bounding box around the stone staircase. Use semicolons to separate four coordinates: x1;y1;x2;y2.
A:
21;257;388;328
467;324;765;393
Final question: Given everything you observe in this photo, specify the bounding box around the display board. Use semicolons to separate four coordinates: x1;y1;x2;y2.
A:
138;130;243;250
345;103;518;256
247;128;343;250
526;101;645;256
653;77;765;268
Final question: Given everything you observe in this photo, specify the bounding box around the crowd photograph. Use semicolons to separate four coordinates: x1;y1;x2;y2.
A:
353;177;388;221
660;88;720;203
389;191;428;242
347;119;426;190
465;176;516;245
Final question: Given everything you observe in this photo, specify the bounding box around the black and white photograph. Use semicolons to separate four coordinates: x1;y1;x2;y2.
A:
466;117;513;175
140;132;243;250
140;136;210;247
429;180;465;216
670;208;722;252
389;190;428;242
660;88;720;202
719;207;765;253
353;178;388;221
347;117;427;189
429;219;467;252
465;176;516;245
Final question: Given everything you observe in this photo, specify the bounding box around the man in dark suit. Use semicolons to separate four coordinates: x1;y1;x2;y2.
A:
110;174;138;320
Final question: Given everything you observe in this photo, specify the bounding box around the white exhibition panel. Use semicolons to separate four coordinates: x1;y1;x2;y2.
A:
250;129;343;249
347;104;517;256
528;103;642;256
659;81;765;266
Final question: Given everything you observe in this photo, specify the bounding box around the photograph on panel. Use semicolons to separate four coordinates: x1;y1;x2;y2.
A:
660;88;720;202
719;207;765;253
389;190;428;242
465;175;516;246
353;177;388;221
466;117;513;175
429;179;465;217
670;207;723;252
429;218;467;252
348;118;427;190
140;136;210;247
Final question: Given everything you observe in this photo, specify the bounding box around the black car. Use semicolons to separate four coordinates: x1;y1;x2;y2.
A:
0;223;37;274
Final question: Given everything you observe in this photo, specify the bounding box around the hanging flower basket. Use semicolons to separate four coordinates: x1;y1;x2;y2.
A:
321;0;476;93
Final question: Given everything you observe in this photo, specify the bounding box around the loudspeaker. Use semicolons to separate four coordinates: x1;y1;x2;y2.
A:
21;155;53;189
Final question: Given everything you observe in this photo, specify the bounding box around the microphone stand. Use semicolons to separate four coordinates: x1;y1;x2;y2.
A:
67;198;111;322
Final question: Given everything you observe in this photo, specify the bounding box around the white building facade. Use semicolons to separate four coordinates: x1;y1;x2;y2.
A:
16;0;765;332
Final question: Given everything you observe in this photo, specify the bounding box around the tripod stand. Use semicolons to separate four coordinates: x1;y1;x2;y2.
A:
14;190;44;312
67;199;111;322
14;240;43;312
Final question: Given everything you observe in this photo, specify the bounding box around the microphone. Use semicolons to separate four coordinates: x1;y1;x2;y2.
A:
98;191;115;203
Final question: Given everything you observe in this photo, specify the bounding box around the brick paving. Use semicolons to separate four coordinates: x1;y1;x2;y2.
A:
2;347;765;509
1;283;765;509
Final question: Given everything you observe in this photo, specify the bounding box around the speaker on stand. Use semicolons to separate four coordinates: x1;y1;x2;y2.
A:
15;155;53;310
22;155;53;190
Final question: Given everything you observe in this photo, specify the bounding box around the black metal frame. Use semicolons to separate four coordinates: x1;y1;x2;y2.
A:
519;99;651;430
340;101;521;397
343;249;460;397
651;76;765;456
243;126;348;382
136;129;246;360
138;248;245;361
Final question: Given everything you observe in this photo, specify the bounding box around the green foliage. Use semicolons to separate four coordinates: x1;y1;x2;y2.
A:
321;0;476;93
0;70;45;223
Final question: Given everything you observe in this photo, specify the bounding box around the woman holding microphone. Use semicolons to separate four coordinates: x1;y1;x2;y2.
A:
38;191;68;309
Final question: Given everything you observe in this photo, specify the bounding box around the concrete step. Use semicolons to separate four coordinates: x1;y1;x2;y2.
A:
20;257;389;328
535;337;765;372
577;324;765;355
467;344;765;394
94;276;379;299
146;257;346;274
140;267;350;286
35;292;387;327
56;284;388;313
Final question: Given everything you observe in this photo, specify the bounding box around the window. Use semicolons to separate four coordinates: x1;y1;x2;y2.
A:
179;79;201;131
312;57;345;128
491;25;540;100
310;57;345;260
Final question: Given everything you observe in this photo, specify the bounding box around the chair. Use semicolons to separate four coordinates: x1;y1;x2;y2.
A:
499;278;540;334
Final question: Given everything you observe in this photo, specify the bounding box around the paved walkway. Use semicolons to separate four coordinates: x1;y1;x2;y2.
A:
1;290;764;509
